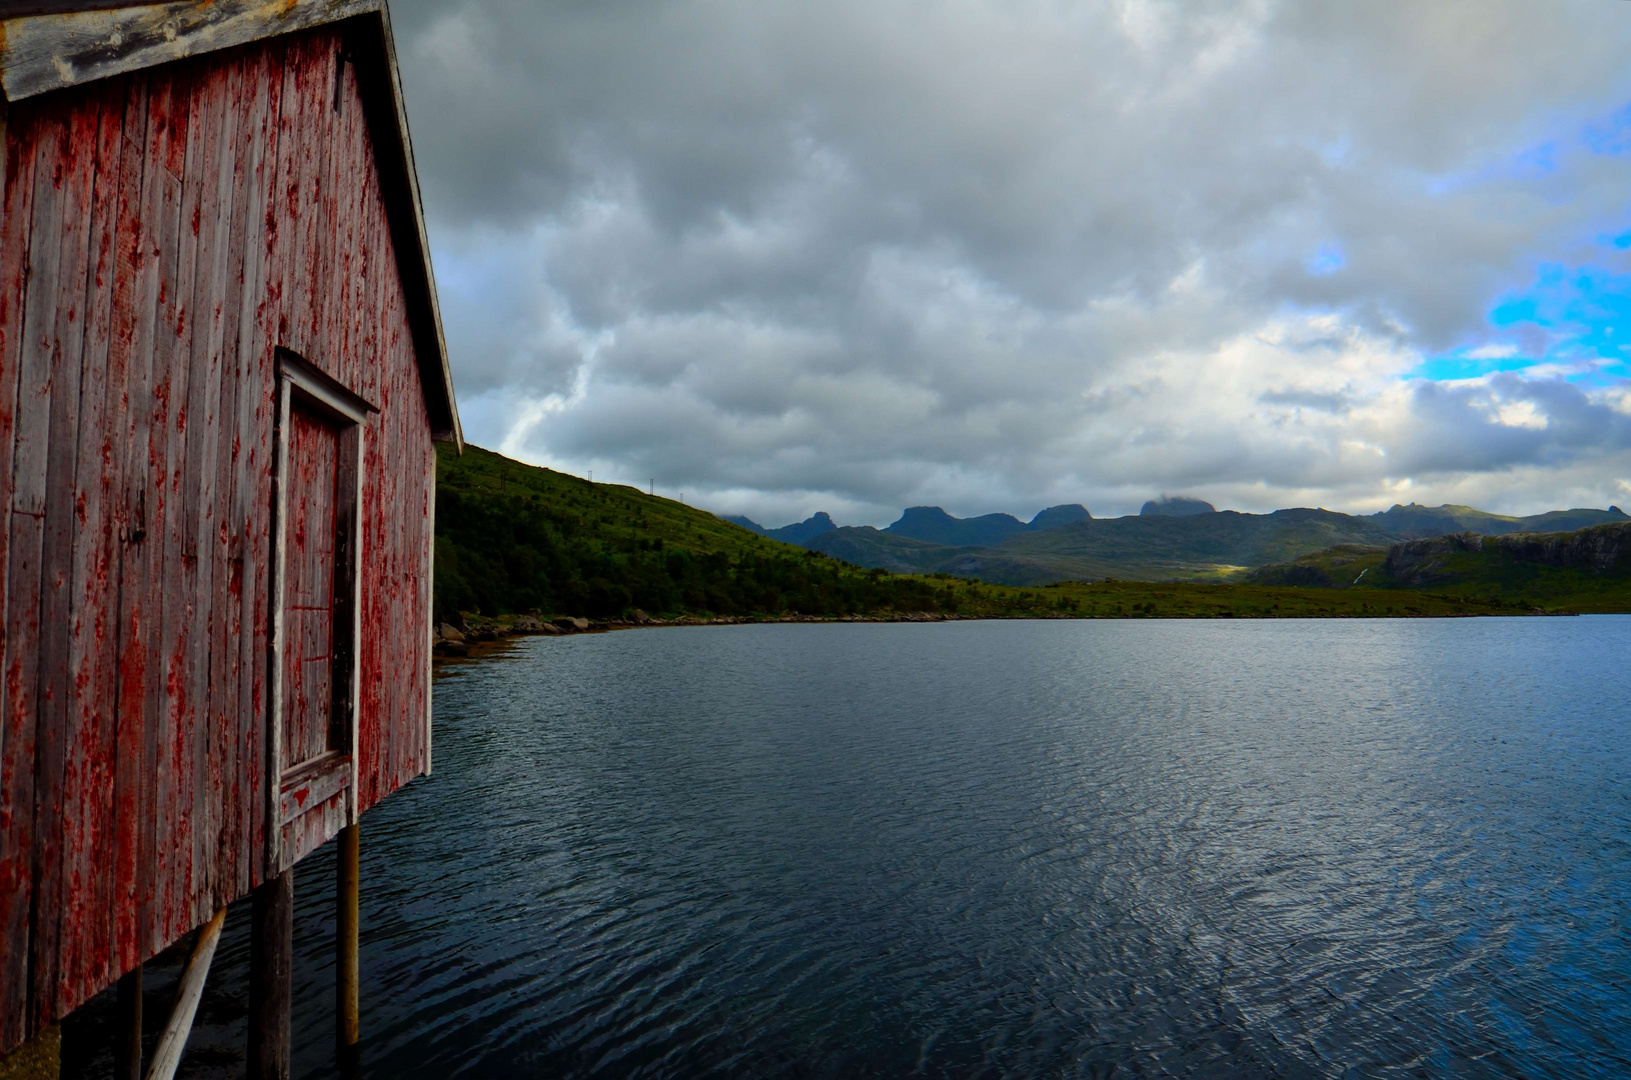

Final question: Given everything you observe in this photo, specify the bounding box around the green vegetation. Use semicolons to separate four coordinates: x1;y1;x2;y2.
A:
792;503;1630;585
434;444;1043;620
1248;524;1631;613
433;444;1519;622
1036;580;1519;619
807;508;1405;584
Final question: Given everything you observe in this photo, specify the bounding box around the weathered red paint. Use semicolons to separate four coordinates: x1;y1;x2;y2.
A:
0;25;438;1050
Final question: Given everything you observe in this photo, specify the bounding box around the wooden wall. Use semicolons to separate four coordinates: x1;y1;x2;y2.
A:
0;23;436;1048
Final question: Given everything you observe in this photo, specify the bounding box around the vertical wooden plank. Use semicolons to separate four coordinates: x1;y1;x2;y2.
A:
336;53;367;818
108;69;152;982
5;90;75;1039
272;31;314;359
59;72;131;1018
346;426;362;820
193;48;246;918
166;56;222;939
116;62;175;965
378;224;403;802
246;35;290;888
32;85;101;1024
207;45;260;907
354;160;383;814
265;381;290;875
153;62;197;955
313;31;344;379
134;63;189;961
0;94;41;1051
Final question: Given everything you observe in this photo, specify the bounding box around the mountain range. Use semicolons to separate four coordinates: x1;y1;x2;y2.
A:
721;500;1631;586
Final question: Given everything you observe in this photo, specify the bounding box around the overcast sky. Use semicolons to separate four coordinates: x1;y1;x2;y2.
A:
391;0;1631;525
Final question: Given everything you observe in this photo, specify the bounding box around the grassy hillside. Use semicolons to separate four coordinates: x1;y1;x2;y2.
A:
434;445;1138;621
1248;523;1631;612
433;445;1518;621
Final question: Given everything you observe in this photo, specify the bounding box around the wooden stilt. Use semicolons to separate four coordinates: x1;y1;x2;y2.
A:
114;966;142;1080
143;909;227;1080
248;869;293;1080
336;823;360;1075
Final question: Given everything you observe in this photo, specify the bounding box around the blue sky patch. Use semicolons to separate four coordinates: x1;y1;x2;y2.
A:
1304;243;1345;276
1420;261;1631;384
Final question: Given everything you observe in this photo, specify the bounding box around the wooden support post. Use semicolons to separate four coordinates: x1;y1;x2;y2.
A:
336;823;360;1074
114;966;143;1080
144;908;227;1080
248;869;293;1080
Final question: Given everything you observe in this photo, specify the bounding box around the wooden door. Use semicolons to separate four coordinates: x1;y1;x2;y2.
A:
269;349;372;871
282;405;343;768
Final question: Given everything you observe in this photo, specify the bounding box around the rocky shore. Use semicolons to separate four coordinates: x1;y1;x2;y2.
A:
433;609;971;658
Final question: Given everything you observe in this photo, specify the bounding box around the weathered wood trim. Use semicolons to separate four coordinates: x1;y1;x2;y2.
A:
273;353;364;860
277;751;349;825
423;449;433;777
0;0;380;103
275;346;374;422
347;417;362;821
265;378;291;874
348;8;461;450
141;906;225;1080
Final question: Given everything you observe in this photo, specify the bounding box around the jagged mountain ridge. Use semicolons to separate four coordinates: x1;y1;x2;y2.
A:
725;501;1631;587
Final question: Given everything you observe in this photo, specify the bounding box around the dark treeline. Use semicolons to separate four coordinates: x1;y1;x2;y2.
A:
433;484;973;621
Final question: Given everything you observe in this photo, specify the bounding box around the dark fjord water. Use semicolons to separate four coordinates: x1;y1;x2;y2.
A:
233;619;1631;1077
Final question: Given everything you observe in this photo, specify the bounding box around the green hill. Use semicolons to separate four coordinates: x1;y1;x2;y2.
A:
432;444;1088;621
1248;522;1631;612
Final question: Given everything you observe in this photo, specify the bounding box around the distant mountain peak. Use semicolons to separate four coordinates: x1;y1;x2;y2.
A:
1140;496;1216;517
765;512;838;544
887;506;1028;547
721;514;767;535
1028;504;1092;530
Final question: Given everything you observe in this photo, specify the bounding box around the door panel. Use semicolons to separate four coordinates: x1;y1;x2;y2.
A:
281;402;342;770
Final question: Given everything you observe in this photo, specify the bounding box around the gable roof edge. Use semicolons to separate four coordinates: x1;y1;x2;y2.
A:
0;0;463;449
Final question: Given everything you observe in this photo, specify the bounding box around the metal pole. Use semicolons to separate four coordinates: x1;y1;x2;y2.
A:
337;823;360;1074
249;869;293;1080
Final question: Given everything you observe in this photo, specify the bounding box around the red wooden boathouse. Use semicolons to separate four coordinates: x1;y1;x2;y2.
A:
0;0;460;1072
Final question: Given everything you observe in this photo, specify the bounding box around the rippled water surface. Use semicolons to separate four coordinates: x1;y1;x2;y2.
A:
224;619;1631;1077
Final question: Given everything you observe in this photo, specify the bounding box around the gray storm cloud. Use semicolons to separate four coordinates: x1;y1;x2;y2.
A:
391;0;1631;523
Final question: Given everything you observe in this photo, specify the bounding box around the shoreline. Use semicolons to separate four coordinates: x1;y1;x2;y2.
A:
433;610;987;659
432;606;1571;661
